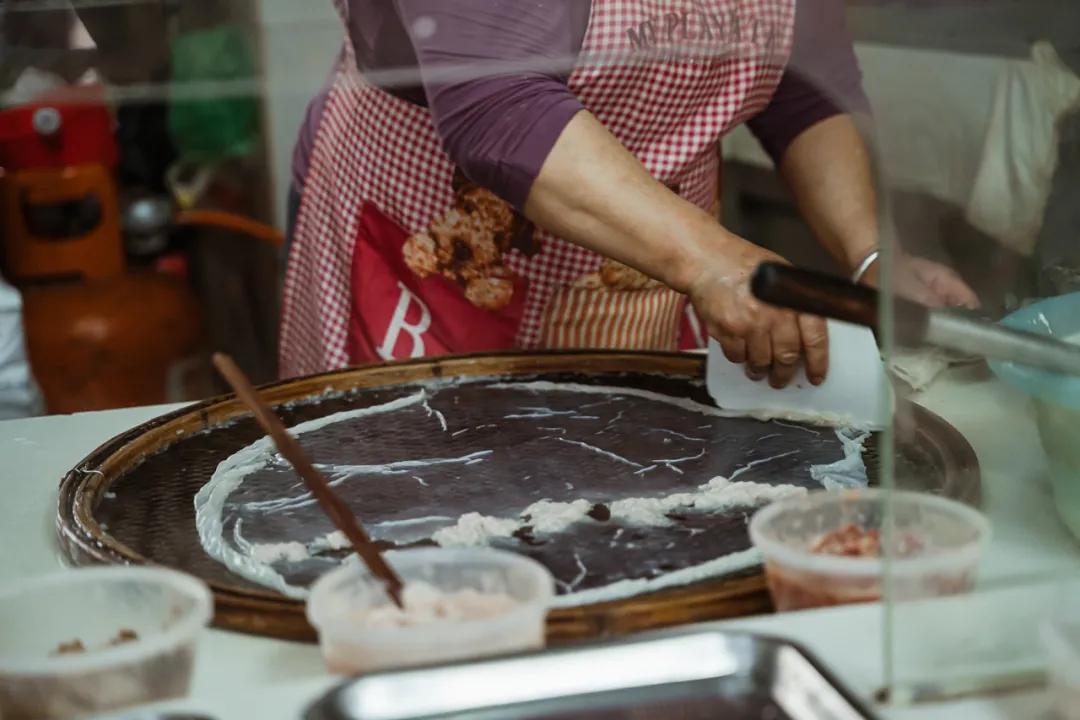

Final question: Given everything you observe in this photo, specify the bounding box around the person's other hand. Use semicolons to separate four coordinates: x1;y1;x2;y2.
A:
686;244;829;389
865;254;980;309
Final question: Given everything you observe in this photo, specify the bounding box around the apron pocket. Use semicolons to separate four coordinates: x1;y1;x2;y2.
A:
539;284;685;351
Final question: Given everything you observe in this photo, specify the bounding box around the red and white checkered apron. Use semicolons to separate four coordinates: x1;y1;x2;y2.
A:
280;0;795;377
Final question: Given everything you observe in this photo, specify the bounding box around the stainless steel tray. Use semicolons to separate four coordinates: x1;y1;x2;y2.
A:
305;630;879;720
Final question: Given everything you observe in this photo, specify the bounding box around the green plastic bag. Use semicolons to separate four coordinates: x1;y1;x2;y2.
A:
168;25;258;161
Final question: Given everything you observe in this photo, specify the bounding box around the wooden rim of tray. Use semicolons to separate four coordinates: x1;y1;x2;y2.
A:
56;350;980;642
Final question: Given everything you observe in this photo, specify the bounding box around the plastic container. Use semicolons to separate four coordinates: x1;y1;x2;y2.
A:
307;547;554;674
0;566;213;720
988;292;1080;543
749;488;990;611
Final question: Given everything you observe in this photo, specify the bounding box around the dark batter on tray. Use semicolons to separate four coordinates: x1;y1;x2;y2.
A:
193;380;865;598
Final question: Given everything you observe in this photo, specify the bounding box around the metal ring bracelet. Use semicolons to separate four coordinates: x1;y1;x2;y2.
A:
851;248;880;284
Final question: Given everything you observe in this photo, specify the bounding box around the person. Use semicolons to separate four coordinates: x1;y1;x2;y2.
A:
0;273;44;420
281;0;978;388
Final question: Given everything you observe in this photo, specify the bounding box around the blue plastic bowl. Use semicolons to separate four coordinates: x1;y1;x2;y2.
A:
989;293;1080;540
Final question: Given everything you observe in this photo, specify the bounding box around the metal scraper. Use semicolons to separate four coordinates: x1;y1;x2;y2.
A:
751;263;1080;377
705;318;891;429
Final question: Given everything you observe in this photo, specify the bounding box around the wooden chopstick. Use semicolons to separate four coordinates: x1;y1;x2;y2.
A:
212;353;405;607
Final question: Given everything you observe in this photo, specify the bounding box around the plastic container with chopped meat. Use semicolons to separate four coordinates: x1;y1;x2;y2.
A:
0;566;212;720
748;488;990;612
307;547;554;674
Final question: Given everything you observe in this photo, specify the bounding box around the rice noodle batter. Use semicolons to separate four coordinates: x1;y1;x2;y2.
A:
194;379;870;604
351;582;518;628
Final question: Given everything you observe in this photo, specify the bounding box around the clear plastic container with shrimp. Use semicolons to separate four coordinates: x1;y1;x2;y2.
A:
307;547;554;674
749;488;991;611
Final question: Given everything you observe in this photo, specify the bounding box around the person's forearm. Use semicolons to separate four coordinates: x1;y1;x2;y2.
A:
526;111;831;386
524;111;742;294
777;114;879;274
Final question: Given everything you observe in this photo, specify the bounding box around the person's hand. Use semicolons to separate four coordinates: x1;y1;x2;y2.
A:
864;254;980;309
686;243;829;389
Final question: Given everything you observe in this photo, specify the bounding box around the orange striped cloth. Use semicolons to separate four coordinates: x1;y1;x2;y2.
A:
540;284;685;350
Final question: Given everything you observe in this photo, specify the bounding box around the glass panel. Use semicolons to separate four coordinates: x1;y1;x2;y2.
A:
855;1;1080;704
2;0;286;415
4;0;1078;709
727;0;1080;704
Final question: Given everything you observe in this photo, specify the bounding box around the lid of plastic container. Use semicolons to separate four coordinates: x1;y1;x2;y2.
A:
989;292;1080;411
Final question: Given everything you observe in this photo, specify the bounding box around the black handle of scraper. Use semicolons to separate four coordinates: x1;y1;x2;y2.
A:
750;263;929;344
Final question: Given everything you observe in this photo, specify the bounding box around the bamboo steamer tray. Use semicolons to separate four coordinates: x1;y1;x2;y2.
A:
56;351;979;643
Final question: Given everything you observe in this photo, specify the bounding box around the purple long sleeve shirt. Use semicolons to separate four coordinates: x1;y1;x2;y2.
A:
292;0;868;210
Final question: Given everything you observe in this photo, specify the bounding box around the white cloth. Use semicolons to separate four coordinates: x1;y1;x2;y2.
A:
0;276;43;420
723;44;1007;206
723;42;1080;257
965;42;1080;257
887;347;955;393
3;67;101;106
3;67;66;106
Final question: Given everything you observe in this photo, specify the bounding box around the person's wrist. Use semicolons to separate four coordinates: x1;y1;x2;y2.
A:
840;236;875;271
667;218;743;296
850;247;880;284
859;260;880;287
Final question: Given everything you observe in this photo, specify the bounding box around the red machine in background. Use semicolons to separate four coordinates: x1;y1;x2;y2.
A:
0;85;123;282
0;85;201;413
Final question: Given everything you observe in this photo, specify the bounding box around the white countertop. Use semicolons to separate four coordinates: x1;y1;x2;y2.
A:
2;367;1077;719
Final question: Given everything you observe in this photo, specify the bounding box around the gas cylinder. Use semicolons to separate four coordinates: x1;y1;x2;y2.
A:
0;85;204;412
21;272;201;413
